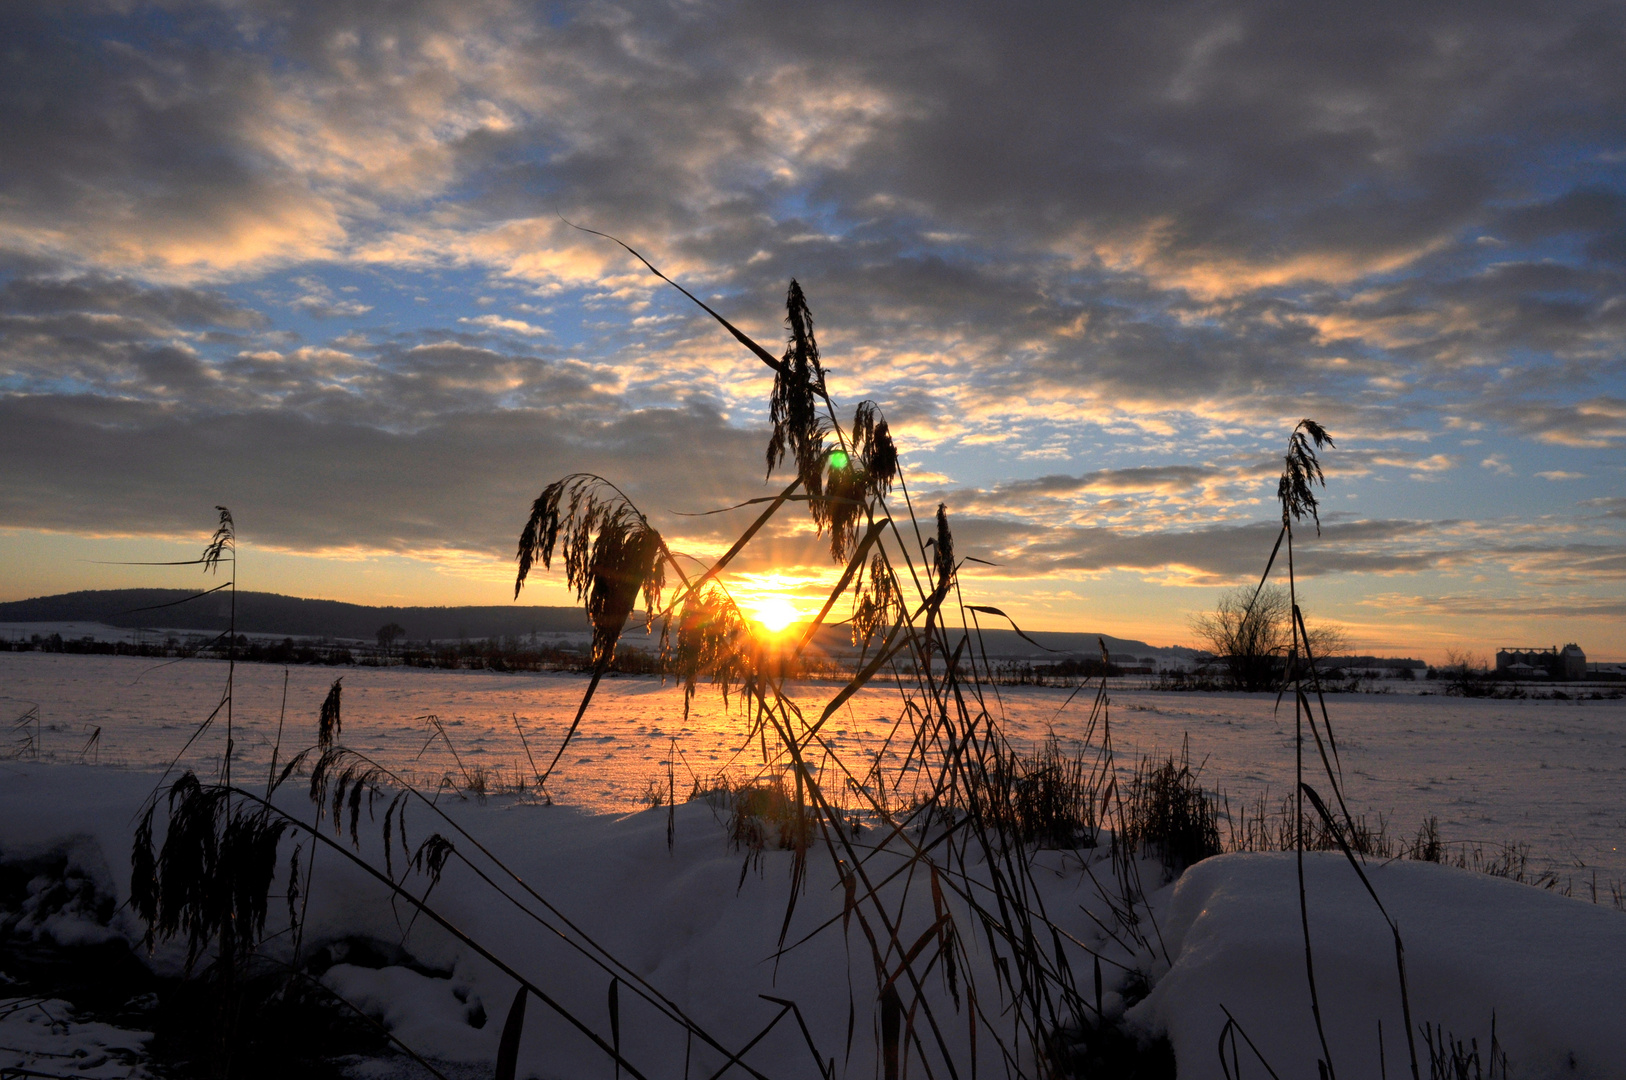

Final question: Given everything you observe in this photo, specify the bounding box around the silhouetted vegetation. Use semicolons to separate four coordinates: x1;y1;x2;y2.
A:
78;255;1616;1080
1188;583;1347;692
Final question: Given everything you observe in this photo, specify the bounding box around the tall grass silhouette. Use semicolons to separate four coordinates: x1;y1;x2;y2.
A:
124;244;1438;1080
497;243;1175;1078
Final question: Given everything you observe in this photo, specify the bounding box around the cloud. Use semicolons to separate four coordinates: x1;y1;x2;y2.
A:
1482;396;1626;448
1583;496;1626;520
296;298;375;318
0;5;345;275
993;463;1274;498
0;390;770;560
0;269;767;562
1363;592;1626;620
290;277;375;318
0;274;268;330
14;270;1611;597
0;1;1616;438
928;509;1626;590
0;0;1620;648
459;314;550;337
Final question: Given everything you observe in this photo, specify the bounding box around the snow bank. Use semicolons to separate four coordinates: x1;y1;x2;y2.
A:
1130;851;1626;1079
1;762;988;1077
292;794;971;1079
5;761;1623;1079
0;763;156;951
0;995;151;1078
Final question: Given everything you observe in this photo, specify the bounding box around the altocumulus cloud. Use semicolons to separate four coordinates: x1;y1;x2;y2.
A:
0;0;1622;648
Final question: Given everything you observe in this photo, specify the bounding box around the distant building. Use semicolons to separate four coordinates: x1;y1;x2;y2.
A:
1495;643;1586;680
1314;655;1427;675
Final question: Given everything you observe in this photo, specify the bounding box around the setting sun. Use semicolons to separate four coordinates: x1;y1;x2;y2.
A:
750;595;802;634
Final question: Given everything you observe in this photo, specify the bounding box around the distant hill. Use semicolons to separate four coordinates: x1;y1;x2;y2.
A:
903;628;1199;663
0;589;588;642
0;589;1195;660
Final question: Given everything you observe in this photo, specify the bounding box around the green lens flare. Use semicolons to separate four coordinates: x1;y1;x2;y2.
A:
829;450;850;470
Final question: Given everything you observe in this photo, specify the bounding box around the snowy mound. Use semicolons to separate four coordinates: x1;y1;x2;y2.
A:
1132;852;1626;1078
4;762;1623;1079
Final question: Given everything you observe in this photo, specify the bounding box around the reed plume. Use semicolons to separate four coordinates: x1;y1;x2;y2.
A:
819;399;901;561
317;677;342;750
766;279;829;494
130;772;291;972
515;473;667;667
201;506;235;572
850;549;900;652
660;585;759;718
1278;418;1334;534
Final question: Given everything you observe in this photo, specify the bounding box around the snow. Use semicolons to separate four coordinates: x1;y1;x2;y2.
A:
3;652;1625;1078
0;993;151;1078
2;756;1623;1079
1131;852;1626;1079
3;651;1622;881
1;764;971;1077
322;964;494;1065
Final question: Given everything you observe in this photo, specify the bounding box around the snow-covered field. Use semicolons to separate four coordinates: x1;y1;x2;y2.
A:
3;650;1625;1078
2;762;1622;1079
3;652;1622;882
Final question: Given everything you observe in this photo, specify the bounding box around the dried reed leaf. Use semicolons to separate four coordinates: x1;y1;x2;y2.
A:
767;279;829;495
660;585;758;718
318;677;342;750
515;474;667;666
129;772;290;972
609;978;622;1080
1278;419;1334;533
201;506;234;574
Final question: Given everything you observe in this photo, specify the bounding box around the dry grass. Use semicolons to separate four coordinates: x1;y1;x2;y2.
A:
1119;743;1222;875
117;257;1599;1080
721;776;814;857
117;276;1336;1080
1422;1018;1508;1080
5;704;40;760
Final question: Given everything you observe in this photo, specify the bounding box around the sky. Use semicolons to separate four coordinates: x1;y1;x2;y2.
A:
1;1;1623;662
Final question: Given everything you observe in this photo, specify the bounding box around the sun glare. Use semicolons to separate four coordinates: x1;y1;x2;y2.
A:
751;595;802;634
